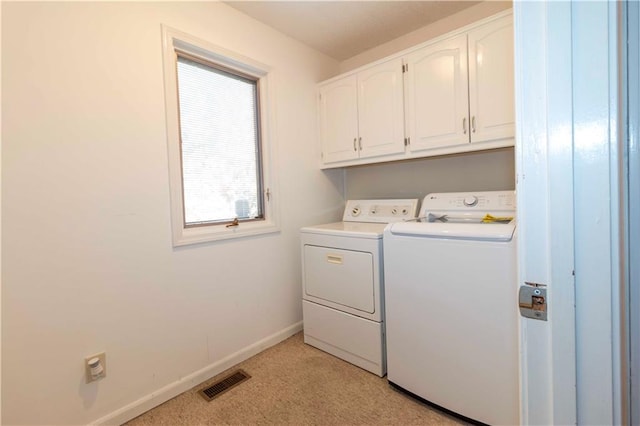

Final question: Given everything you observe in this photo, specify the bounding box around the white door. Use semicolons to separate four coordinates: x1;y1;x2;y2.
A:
357;58;405;159
469;15;514;144
404;34;469;151
515;1;624;424
318;75;359;164
515;5;576;422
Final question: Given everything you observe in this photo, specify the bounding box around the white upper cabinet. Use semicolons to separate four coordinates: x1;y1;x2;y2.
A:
468;15;514;144
318;75;359;164
405;14;514;154
356;58;405;158
405;34;469;151
317;10;514;168
319;58;404;165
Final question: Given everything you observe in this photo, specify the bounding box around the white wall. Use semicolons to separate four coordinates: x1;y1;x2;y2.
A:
346;148;515;200
1;2;343;424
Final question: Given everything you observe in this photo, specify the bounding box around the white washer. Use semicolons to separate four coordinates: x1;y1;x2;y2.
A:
300;199;419;376
383;191;518;425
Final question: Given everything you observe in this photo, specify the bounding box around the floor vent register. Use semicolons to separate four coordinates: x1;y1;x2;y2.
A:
198;369;251;402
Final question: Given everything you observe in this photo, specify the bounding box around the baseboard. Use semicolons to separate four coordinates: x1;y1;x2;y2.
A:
91;321;303;425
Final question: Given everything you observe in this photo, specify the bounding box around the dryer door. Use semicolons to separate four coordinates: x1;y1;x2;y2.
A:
303;245;375;314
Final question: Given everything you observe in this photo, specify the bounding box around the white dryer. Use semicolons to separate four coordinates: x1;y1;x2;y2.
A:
300;199;418;376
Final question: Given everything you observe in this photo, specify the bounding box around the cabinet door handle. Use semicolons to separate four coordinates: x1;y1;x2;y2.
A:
353;138;357;151
463;117;467;134
471;116;476;133
358;137;362;150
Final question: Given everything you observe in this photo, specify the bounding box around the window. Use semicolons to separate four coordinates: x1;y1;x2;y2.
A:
162;26;279;246
176;54;263;226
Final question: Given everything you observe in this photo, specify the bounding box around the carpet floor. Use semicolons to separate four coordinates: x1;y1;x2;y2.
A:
125;332;465;425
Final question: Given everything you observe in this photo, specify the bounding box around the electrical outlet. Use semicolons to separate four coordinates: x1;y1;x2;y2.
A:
85;352;106;383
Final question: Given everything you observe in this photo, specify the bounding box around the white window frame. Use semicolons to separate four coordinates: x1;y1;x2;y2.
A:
162;25;279;246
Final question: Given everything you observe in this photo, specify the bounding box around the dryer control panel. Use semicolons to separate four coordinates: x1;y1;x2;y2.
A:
343;199;419;223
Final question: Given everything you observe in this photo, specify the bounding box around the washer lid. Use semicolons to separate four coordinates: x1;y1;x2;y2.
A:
387;221;516;242
301;221;387;238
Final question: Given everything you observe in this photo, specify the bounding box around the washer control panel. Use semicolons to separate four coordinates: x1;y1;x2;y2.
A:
419;191;516;217
343;199;419;223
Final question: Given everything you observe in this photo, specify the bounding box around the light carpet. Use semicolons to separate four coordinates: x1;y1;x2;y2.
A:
125;332;465;425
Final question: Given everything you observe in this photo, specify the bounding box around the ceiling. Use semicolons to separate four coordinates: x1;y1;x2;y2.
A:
224;1;481;61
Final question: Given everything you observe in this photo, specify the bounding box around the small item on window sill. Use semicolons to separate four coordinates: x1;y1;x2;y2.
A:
226;218;240;228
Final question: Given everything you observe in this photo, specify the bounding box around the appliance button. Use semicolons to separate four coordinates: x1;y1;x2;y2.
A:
463;195;479;207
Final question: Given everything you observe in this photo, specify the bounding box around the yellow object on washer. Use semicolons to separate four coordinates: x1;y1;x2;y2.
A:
482;214;514;223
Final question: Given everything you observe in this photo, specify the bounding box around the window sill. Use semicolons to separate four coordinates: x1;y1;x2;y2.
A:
172;220;280;246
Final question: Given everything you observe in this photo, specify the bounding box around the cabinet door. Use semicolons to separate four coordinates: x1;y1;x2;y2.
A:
357;58;405;158
405;34;469;152
468;15;515;143
319;75;359;164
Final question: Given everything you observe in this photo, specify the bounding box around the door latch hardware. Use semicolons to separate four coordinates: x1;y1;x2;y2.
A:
519;282;547;321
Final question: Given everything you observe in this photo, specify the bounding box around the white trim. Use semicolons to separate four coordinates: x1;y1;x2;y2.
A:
90;322;303;426
164;26;271;78
161;25;280;246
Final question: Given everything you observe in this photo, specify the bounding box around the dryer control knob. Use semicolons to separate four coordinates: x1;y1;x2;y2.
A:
463;195;479;207
391;208;398;215
351;206;361;217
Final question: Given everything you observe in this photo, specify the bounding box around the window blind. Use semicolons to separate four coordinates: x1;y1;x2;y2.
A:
176;54;263;226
